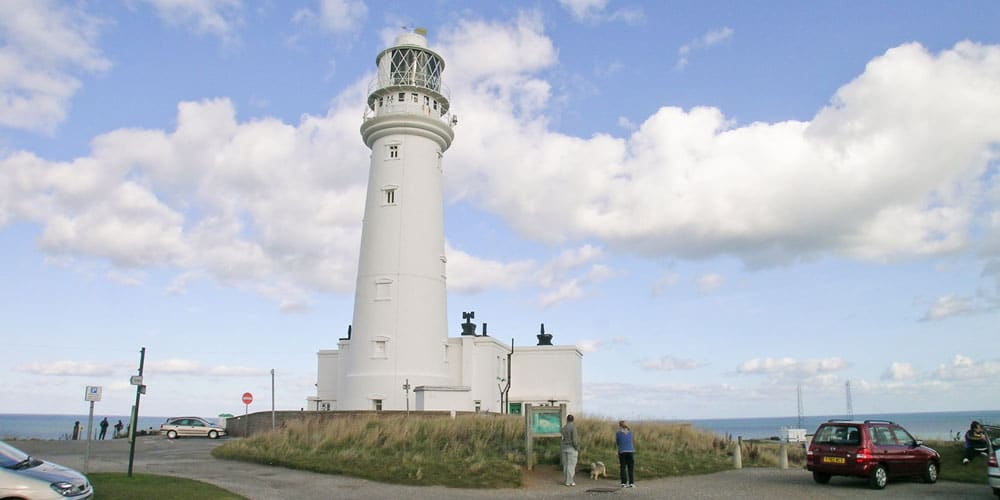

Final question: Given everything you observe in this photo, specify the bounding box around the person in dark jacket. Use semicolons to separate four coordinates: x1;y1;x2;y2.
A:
98;417;109;440
963;421;989;464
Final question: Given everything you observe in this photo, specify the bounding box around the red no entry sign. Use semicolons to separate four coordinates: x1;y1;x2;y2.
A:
242;392;253;405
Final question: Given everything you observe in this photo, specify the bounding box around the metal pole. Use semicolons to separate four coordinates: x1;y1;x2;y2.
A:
84;401;94;473
271;369;275;431
244;404;249;437
127;347;145;478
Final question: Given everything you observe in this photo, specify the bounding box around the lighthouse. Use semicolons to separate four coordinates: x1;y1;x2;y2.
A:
310;30;582;415
340;28;455;411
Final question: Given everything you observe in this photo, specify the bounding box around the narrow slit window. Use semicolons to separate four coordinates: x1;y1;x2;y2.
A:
388;144;399;159
398;92;405;101
424;96;430;106
385;188;395;204
412;93;418;103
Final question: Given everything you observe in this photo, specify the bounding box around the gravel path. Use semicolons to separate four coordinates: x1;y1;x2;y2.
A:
10;437;994;499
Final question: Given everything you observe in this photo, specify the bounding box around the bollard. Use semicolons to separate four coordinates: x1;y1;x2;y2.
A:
733;437;743;469
779;441;788;469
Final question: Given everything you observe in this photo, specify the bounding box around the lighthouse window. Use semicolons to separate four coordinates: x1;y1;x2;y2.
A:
398;92;405;101
433;100;438;110
378;97;383;107
375;278;392;300
373;399;383;411
384;188;396;205
424;96;430;106
387;144;399;159
412;93;418;103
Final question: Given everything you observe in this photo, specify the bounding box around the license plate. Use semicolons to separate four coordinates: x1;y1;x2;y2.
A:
822;456;846;464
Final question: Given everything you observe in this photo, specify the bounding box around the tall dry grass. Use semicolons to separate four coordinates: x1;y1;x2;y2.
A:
212;414;734;488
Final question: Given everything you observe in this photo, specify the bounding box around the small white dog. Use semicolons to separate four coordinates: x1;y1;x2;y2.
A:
590;461;606;480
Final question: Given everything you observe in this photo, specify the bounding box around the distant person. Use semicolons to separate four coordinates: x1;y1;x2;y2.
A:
561;414;580;486
98;417;109;440
72;421;82;440
963;421;989;464
114;420;124;438
616;420;636;488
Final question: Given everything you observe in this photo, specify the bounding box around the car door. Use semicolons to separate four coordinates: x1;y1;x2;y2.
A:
868;424;904;474
890;426;922;475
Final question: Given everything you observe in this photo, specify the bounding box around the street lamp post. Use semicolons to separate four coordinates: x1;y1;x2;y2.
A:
402;379;411;414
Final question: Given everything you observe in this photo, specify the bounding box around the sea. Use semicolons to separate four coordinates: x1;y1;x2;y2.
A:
1;409;998;441
0;414;170;440
678;409;1000;441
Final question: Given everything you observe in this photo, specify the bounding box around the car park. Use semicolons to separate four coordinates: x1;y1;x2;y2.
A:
0;440;93;499
986;424;1000;498
806;419;940;489
160;416;226;439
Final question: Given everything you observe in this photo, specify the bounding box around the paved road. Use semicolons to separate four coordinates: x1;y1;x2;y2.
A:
12;437;994;499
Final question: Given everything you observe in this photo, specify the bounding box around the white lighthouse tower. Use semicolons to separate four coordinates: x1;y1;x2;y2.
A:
340;29;455;411
310;30;582;416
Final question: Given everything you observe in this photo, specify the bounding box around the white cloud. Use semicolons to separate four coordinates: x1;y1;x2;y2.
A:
15;361;119;376
881;362;917;381
147;358;268;377
444;38;1000;269
4;13;1000;313
292;0;367;36
697;273;724;292
641;355;703;371
676;27;733;70
920;294;997;320
0;0;110;132
558;0;644;24
933;355;1000;381
576;338;605;353
140;0;244;44
737;357;848;379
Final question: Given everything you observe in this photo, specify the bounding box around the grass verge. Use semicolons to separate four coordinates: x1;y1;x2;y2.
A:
88;473;246;499
212;415;735;488
927;439;990;484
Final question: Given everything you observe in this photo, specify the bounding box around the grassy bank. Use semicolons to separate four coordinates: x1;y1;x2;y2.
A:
212;415;736;488
927;439;990;484
88;473;246;499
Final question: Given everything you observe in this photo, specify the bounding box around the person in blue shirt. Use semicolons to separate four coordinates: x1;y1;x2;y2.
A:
616;420;635;487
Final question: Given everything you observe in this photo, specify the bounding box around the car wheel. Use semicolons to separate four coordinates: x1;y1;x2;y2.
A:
868;464;887;490
166;430;178;439
208;430;219;439
812;471;831;484
922;461;938;483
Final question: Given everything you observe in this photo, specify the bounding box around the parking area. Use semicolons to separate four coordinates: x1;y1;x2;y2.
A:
12;437;994;499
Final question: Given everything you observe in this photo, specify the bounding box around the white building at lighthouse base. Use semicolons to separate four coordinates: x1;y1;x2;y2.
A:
309;326;582;416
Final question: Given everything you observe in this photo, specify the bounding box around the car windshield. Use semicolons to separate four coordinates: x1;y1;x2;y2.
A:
0;440;30;469
813;424;861;445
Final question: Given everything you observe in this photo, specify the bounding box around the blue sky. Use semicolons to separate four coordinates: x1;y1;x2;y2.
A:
1;0;999;421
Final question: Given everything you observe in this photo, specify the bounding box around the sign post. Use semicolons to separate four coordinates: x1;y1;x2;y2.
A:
83;386;102;473
242;392;253;437
127;347;146;478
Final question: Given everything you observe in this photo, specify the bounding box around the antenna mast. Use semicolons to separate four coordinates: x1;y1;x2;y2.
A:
845;380;854;419
796;383;804;429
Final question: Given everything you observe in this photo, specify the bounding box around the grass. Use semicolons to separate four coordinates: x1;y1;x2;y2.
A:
88;473;246;499
212;415;735;488
927;439;990;484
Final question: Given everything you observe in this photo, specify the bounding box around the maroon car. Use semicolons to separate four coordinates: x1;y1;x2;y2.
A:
807;419;940;489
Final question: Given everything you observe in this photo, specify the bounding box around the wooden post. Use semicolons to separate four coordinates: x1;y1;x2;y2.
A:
525;403;534;470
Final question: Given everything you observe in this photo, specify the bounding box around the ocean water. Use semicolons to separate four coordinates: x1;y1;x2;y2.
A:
683;409;1000;441
0;414;169;440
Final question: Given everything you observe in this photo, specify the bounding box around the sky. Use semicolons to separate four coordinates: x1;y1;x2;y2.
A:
1;0;999;422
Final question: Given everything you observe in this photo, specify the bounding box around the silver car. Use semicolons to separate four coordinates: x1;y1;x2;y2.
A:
0;440;93;499
987;424;1000;498
160;416;226;439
